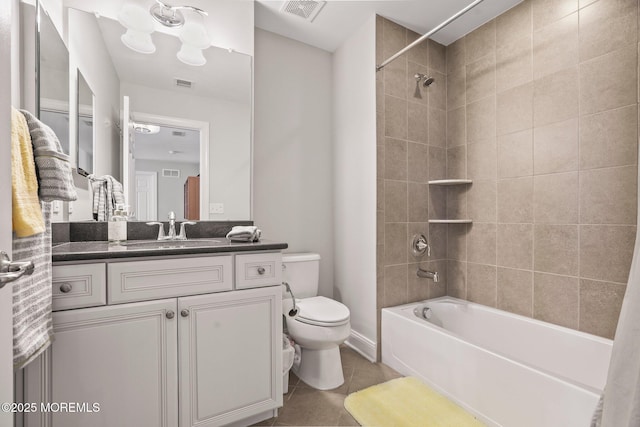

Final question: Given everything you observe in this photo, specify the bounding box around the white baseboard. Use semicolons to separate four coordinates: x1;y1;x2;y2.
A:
345;329;377;363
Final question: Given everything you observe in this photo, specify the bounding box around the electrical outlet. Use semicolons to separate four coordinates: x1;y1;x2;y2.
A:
52;201;61;214
209;203;224;214
68;202;74;214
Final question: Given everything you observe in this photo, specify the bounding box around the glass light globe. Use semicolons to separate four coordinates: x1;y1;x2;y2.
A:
177;44;206;66
121;30;156;54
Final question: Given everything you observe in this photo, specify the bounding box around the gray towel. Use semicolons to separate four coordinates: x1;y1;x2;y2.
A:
226;226;261;242
91;175;125;221
12;202;53;369
20;110;77;202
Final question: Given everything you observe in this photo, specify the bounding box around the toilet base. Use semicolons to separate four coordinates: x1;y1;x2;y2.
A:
293;346;344;390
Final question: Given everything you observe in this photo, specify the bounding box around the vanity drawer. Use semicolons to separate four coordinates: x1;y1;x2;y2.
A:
52;263;107;311
235;253;282;289
108;255;232;304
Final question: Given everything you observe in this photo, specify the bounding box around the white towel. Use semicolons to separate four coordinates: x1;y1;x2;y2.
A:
91;175;125;221
226;226;261;242
12;202;53;369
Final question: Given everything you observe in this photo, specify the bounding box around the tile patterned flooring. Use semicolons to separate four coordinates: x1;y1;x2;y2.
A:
252;346;402;426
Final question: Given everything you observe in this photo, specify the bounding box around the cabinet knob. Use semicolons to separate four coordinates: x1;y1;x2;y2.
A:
166;310;175;319
257;266;266;275
181;309;190;317
59;283;72;293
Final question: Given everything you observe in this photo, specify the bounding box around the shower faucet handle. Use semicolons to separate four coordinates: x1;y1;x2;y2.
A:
412;234;431;257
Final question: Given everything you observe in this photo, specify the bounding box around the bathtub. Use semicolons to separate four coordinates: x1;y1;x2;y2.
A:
381;297;613;427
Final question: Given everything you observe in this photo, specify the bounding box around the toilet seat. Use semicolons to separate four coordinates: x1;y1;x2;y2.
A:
294;296;350;327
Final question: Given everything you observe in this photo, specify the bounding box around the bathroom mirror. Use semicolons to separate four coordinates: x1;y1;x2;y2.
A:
76;70;94;175
64;4;252;221
37;1;70;155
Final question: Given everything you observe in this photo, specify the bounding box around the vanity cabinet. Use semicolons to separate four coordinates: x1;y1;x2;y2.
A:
24;252;283;427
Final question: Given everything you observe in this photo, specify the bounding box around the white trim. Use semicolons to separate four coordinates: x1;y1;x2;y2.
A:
345;329;377;363
40;97;69;112
130;111;210;220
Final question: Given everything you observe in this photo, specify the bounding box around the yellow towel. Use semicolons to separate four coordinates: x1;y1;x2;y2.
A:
11;107;44;237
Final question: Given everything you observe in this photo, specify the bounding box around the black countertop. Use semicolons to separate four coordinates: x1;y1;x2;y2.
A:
52;239;288;262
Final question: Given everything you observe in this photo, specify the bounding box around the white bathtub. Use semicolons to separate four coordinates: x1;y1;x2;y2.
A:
381;297;613;427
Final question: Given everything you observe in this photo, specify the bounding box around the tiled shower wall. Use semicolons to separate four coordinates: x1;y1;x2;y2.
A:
376;0;639;345
375;16;450;353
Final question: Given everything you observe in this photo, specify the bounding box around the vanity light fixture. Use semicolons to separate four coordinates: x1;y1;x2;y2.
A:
133;123;160;134
117;0;211;66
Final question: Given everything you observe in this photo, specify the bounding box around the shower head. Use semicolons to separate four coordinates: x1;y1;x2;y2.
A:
422;76;435;87
414;73;435;88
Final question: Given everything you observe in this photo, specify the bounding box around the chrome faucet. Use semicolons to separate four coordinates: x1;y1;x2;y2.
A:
167;211;177;240
417;268;439;283
146;212;197;241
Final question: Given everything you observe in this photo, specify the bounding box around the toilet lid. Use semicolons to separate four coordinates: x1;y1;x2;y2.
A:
295;296;350;326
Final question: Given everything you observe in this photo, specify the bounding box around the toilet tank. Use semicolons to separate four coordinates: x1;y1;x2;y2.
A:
282;253;321;298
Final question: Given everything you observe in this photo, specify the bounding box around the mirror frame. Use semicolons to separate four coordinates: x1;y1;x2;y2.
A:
76;68;94;176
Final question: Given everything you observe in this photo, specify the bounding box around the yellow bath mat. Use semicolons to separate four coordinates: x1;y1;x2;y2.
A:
344;376;486;427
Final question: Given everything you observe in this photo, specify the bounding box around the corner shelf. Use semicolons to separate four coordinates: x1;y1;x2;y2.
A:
428;219;472;224
428;179;473;186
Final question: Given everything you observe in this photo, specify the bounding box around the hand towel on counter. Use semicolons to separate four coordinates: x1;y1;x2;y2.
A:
91;175;125;221
20;109;77;202
11;107;45;237
12;202;54;369
226;226;262;242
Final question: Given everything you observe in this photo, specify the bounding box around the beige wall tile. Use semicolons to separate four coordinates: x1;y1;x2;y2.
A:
467;263;498;307
427;260;448;298
579;0;638;62
532;13;578;79
467;179;497;222
580;105;638;170
466;96;496;144
384;180;408;222
428;185;447;219
408;183;428;222
447;224;468;261
467;223;497;265
580;45;637;115
533;172;579;224
497;223;534;270
407;62;429;105
428;146;446;181
407;31;428;67
384;57;407;99
533;272;579;329
382;18;407;58
497;268;533;316
447;146;466;179
498;177;534;223
429;40;447;74
466;20;496;64
466;55;496;104
496;34;533;93
467;139;498;180
579;279;625;339
428;70;447;111
497;83;534;136
447;260;467;298
408;102;429;143
384;95;408;139
533;67;579;127
428;107;446;148
496;1;532;44
447;67;466;111
446;186;467;219
376;15;384;63
534;224;579;276
531;0;578;30
383;264;408;307
377;178;384;211
447;38;465;74
408;142;429;183
533;118;579;174
384;138;407;180
428;223;448;260
580;225;636;283
407;262;429;302
377;210;384;242
497;129;533;178
447;106;466;147
384;222;408;265
579;166;637;225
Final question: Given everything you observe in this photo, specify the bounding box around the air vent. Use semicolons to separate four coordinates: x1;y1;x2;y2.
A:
162;169;180;178
172;130;186;137
280;1;326;22
175;78;192;88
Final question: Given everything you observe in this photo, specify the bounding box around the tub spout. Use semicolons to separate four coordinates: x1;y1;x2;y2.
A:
417;268;439;282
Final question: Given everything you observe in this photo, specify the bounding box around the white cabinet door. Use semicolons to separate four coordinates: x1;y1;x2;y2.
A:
178;286;282;427
24;299;179;427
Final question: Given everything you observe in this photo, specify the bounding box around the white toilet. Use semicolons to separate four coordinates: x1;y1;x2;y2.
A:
282;253;351;390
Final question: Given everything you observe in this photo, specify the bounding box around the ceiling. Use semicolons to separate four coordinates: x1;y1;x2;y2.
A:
255;0;523;52
134;124;200;164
